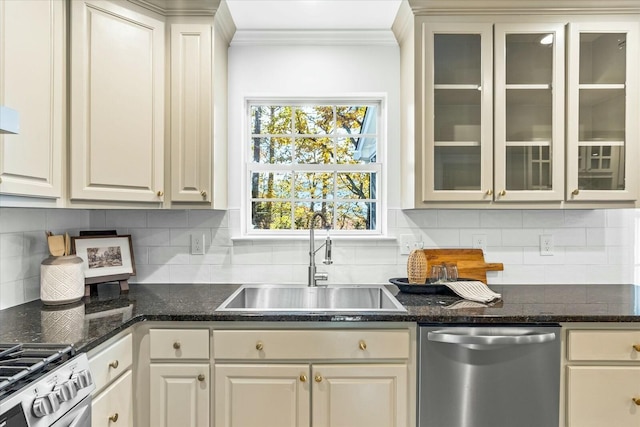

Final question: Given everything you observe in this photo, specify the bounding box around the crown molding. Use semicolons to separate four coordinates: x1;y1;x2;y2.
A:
214;1;236;45
231;30;399;46
407;0;640;14
127;0;219;16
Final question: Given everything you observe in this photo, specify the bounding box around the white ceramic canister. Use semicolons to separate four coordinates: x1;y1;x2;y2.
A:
40;255;85;305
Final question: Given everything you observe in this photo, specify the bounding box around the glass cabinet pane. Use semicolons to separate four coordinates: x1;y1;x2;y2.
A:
434;89;481;142
505;89;552;141
434;146;482;191
506;33;554;85
579;33;626;84
577;33;627;191
434;34;481;85
506;145;552;190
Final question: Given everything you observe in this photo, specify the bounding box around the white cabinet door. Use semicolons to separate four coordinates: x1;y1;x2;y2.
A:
0;0;64;199
312;364;408;427
566;366;640;427
494;23;565;202
566;21;639;202
214;364;311;427
150;363;209;427
70;0;164;203
170;23;212;204
92;369;134;427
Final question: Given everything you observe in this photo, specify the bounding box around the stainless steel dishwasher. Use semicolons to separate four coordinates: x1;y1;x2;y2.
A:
418;324;560;427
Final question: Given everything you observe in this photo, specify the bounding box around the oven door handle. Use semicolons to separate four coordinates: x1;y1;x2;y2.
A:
427;330;556;350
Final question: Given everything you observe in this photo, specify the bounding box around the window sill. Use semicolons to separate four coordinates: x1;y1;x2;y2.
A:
231;235;397;243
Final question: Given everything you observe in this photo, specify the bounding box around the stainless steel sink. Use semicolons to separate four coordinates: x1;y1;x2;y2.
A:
215;285;406;313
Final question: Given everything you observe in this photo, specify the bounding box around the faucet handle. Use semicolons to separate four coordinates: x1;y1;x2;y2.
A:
314;272;329;282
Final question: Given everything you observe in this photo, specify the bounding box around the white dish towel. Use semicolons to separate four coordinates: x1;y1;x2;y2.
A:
444;281;502;303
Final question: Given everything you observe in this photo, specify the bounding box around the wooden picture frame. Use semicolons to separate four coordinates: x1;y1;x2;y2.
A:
71;234;135;294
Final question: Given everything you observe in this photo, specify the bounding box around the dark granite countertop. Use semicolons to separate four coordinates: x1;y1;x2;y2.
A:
0;283;638;352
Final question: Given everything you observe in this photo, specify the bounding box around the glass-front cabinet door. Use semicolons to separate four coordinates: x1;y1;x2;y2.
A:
422;23;493;202
494;23;565;202
567;22;639;201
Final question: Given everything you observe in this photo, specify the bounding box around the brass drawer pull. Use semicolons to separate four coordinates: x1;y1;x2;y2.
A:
300;374;307;382
173;341;181;350
109;360;119;369
359;340;367;351
572;189;579;196
198;374;205;382
200;190;207;198
109;413;119;422
157;190;164;197
314;375;323;383
633;397;640;406
498;190;506;197
633;344;640;352
485;189;493;196
256;341;264;351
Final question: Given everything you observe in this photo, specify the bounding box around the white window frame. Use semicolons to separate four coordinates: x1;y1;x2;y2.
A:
242;97;386;237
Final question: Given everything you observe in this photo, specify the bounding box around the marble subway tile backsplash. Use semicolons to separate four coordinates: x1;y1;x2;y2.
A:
0;207;638;309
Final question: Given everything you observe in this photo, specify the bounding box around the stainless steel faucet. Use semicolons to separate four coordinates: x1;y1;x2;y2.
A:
308;212;332;287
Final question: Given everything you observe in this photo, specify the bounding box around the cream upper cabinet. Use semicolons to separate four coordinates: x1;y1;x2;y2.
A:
0;0;64;201
566;21;639;202
70;0;165;204
419;20;565;204
170;23;212;204
494;23;565;202
421;22;493;202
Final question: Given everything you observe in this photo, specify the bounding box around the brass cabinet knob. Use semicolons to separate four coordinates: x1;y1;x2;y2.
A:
109;360;119;369
299;374;307;382
314;375;323;383
633;397;640;406
173;341;181;350
256;342;264;351
633;344;640;352
359;340;367;351
198;374;205;382
200;190;207;198
572;189;579;196
485;189;493;196
109;413;119;422
498;190;506;197
157;190;164;197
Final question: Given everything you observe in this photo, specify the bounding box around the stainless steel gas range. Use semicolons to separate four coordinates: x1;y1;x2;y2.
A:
0;344;94;427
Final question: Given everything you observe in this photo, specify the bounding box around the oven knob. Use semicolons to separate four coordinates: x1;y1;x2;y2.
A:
71;370;93;389
32;392;60;418
54;380;78;401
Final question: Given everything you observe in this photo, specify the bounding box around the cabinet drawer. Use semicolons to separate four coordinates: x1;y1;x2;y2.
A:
566;366;640;427
213;329;410;360
567;330;640;361
89;334;132;395
150;329;210;360
92;370;133;427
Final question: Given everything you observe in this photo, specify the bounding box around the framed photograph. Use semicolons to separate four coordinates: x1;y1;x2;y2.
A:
71;235;136;280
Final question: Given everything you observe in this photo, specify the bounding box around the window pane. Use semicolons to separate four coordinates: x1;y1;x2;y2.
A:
252;202;292;230
336;202;374;230
294;202;334;230
294;172;334;199
251;105;291;134
337;173;375;199
295;137;333;164
251;137;292;164
295;106;333;134
335;106;373;134
251;172;292;199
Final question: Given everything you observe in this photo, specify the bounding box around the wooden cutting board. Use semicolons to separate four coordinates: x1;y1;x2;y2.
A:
423;249;503;284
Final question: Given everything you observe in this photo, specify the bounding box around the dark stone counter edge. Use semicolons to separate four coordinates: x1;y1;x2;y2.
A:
77;312;640;353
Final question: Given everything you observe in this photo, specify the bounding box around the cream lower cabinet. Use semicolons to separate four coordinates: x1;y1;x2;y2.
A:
148;328;210;427
213;329;412;427
564;328;640;427
88;332;134;427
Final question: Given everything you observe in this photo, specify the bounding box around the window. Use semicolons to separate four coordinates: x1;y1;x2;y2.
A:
246;100;382;234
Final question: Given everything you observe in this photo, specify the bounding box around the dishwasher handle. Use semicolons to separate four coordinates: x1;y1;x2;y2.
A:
427;329;556;350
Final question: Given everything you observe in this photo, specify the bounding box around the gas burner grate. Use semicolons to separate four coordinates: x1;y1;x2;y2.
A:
0;343;75;398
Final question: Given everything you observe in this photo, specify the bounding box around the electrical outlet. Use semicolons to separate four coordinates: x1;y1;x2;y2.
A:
540;234;553;256
399;234;423;255
472;234;487;251
191;233;205;255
